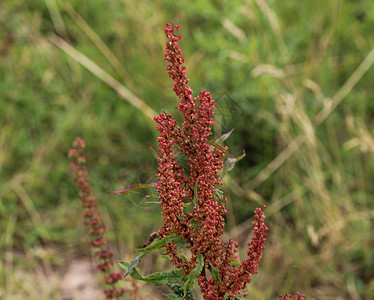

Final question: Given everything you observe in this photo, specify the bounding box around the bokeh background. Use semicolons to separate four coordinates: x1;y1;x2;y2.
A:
1;0;373;299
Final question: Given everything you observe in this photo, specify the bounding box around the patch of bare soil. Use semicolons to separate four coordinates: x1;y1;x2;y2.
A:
59;260;102;300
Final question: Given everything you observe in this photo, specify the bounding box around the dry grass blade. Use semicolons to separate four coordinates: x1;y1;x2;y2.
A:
44;0;67;37
49;34;157;122
62;2;130;82
314;46;374;125
253;0;288;59
318;209;374;240
222;18;246;42
10;181;51;243
248;45;374;189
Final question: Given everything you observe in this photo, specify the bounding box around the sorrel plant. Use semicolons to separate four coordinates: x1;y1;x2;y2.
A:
69;23;305;300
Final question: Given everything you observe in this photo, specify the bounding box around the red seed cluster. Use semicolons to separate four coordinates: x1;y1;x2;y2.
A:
154;23;270;299
279;292;306;300
69;138;125;299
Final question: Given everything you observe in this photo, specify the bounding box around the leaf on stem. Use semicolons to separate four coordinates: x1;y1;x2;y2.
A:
148;144;160;159
124;266;184;286
119;253;142;277
108;182;157;195
215;129;234;144
138;234;188;252
120;235;189;278
166;283;194;300
209;263;221;284
184;253;204;297
208;129;234;151
192;177;199;206
222;150;246;176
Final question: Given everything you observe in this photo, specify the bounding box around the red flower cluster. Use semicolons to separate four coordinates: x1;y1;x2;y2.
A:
154;23;269;299
279;292;306;300
69;138;125;299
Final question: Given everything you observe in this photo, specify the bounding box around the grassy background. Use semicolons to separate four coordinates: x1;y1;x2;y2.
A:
1;0;374;299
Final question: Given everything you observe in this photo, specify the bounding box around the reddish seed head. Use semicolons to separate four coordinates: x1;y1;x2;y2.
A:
69;137;125;298
155;24;269;299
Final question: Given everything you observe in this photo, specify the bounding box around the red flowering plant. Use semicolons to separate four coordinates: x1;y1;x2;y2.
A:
69;138;142;299
115;23;279;300
69;23;305;300
68;138;126;298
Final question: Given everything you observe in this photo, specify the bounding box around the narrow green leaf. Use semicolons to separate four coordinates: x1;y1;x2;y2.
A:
126;265;144;281
193;177;199;206
125;268;184;286
179;255;189;267
164;294;184;300
140;270;184;286
184;253;204;296
118;262;130;272
229;260;240;266
121;234;190;281
224;291;234;300
119;253;142;277
222;150;246;176
137;234;188;253
209;263;221;284
171;236;190;248
208;129;234;151
146;194;160;199
215;129;234;144
208;140;227;151
214;188;224;203
108;182;157;195
148;144;160;159
167;283;194;300
128;253;142;270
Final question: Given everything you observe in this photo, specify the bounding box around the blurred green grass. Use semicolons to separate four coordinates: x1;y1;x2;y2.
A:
1;0;374;299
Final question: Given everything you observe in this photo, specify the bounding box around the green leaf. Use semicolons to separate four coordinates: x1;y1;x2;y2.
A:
209;263;221;284
137;270;184;286
124;268;186;286
222;150;246;176
166;283;184;298
229;260;240;266
122;267;184;286
214;188;224;203
120;234;190;283
224;291;231;300
167;283;194;300
165;283;194;300
121;236;185;277
184;253;204;296
208;129;234;151
138;234;188;253
108;182;157;195
208;140;227;151
118;261;130;272
119;253;142;277
224;294;241;300
148;144;160;159
164;294;184;300
145;193;160;200
179;255;190;267
215;129;234;144
192;177;199;206
125;265;144;281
